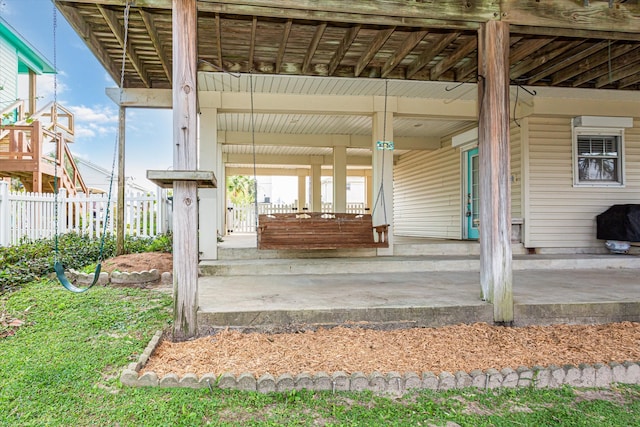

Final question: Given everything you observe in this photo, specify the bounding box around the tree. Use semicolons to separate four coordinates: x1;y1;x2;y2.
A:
226;175;256;206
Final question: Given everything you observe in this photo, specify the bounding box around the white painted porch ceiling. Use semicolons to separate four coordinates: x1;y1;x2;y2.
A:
204;73;477;161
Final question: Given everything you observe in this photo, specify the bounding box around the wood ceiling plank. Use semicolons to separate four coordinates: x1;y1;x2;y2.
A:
509;37;555;64
57;4;122;85
509;40;582;81
248;16;257;70
430;37;477;80
302;22;327;75
98;5;151;87
406;32;460;79
596;53;640;88
275;19;293;74
617;67;640;89
455;57;477;82
572;45;640;87
354;28;395;77
140;9;172;84
381;30;428;78
526;41;608;84
551;42;636;85
328;25;360;76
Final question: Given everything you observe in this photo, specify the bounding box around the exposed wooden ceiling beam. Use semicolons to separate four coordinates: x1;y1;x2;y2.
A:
572;45;640;87
551;42;636;85
354;28;395;77
381;30;428;78
595;48;640;88
328;25;360;77
98;5;151;88
455;57;477;82
302;22;327;75
617;68;640;89
140;10;172;85
430;37;477;80
406;32;460;79
525;41;608;85
57;4;121;85
215;14;223;68
248;16;257;70
509;38;555;64
275;19;293;74
510;40;582;81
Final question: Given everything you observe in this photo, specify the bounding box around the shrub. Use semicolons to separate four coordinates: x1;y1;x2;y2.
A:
0;232;172;293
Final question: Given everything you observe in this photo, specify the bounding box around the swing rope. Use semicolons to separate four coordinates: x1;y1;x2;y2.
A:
52;0;130;292
371;79;389;226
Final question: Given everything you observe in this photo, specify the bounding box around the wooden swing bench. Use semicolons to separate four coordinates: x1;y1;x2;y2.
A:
257;212;389;250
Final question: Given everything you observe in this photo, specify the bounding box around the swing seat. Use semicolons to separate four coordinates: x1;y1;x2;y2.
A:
257;213;388;250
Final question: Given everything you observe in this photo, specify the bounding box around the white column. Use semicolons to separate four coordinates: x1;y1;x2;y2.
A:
364;170;373;213
297;169;307;211
310;157;322;211
333;145;347;213
199;106;219;260
372;100;395;256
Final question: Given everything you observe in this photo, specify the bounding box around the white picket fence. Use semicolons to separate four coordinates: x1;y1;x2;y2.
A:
227;202;367;233
0;181;172;246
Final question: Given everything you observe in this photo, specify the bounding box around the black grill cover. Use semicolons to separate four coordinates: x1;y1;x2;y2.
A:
596;204;640;241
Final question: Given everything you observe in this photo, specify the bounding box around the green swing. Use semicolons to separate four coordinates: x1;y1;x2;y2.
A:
51;0;130;292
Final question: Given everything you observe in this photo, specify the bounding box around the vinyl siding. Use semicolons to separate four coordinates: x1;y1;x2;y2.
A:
394;129;522;239
0;37;18;106
526;116;640;248
394;141;462;239
510;124;522;219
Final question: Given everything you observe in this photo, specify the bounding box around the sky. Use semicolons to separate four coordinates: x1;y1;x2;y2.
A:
0;0;173;191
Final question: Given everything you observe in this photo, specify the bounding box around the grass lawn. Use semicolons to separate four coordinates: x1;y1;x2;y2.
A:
1;280;639;427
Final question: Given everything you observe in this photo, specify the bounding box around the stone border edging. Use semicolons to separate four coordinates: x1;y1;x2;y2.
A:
67;269;172;287
120;330;640;392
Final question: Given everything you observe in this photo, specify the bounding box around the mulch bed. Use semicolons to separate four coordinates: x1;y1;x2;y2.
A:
142;322;640;378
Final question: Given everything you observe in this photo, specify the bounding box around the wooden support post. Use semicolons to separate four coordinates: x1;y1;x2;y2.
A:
116;106;126;256
477;21;513;324
172;0;199;340
28;70;37;117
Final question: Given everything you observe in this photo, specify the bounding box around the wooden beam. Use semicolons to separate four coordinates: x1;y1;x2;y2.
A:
503;0;640;36
526;41;609;85
617;70;640;89
430;37;477;80
595;51;640;88
509;37;555;64
248;16;257;70
381;30;428;78
215;14;223;68
572;45;640;87
478;20;513;324
551;42;636;85
354;28;395;77
406;32;460;79
302;22;327;75
140;9;173;84
328;25;360;76
509;40;582;81
275;19;293;74
56;4;121;84
98;4;152;88
172;0;199;340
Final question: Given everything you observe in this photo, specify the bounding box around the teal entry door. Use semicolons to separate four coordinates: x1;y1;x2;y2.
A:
466;147;480;240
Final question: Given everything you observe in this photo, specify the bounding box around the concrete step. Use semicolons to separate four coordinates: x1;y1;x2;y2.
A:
199;254;640;277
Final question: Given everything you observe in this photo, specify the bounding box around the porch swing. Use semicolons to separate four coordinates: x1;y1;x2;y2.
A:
256;79;390;250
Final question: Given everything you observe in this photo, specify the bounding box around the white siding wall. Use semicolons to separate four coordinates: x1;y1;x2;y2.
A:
510;124;522;219
0;38;18;107
526;116;640;249
394;141;462;239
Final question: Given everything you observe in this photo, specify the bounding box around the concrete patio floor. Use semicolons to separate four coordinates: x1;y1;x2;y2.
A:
196;233;640;334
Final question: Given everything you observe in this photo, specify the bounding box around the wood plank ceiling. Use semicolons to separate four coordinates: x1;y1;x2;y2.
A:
56;1;640;92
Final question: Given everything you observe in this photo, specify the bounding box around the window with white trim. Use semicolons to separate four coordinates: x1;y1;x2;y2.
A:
573;127;625;187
